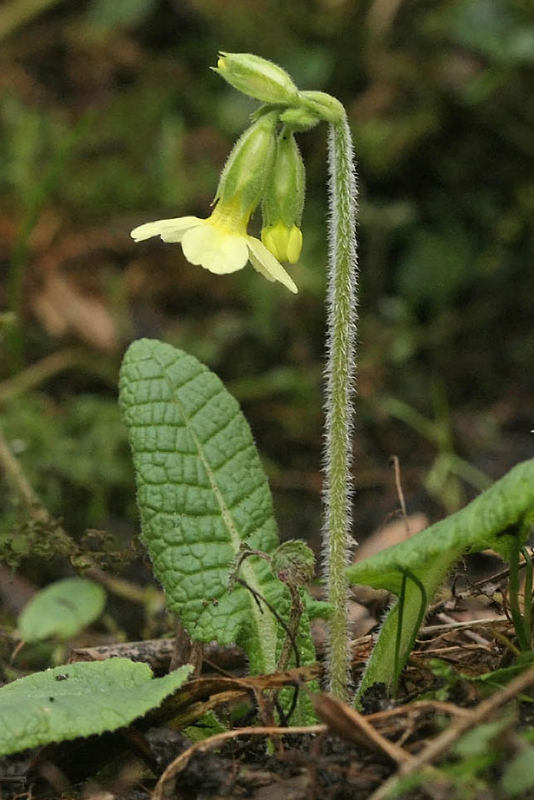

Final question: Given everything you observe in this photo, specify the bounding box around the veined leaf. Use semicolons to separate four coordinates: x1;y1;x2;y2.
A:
0;660;190;756
120;339;296;675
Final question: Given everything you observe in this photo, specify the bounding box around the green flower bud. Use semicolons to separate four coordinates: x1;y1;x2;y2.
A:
262;222;302;264
298;90;344;124
214;52;299;106
216;111;278;218
271;540;315;587
261;130;305;262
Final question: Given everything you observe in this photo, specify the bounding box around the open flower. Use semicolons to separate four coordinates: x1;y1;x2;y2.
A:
131;200;298;294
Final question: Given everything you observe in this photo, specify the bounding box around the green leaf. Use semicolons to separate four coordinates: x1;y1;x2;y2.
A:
349;459;534;700
453;717;511;758
0;660;191;756
347;459;534;596
119;339;293;675
18;578;106;642
184;710;226;743
499;746;534;798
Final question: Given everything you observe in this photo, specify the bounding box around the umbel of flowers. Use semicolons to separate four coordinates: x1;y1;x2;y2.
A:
132;53;341;295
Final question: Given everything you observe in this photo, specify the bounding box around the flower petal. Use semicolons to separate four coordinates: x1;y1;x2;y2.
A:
247;237;298;294
182;223;248;274
131;217;202;243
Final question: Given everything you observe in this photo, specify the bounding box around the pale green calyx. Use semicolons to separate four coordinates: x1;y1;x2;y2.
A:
261;130;305;263
215;52;299;106
298;91;344;124
279;105;321;132
262;130;305;228
216;111;278;218
131;112;297;292
271;540;315;587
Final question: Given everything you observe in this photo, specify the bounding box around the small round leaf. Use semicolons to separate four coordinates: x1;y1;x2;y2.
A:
18;578;106;642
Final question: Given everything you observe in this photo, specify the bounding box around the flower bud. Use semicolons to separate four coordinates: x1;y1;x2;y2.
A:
216;111;278;218
261;130;305;262
262;223;302;264
271;540;315;587
214;52;299;106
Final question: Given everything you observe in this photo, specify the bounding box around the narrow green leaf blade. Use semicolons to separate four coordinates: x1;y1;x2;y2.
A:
119;339;286;674
0;660;191;756
18;578;106;642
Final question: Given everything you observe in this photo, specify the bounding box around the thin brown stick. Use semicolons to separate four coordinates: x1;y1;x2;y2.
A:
390;455;409;534
0;348;81;405
418;616;508;636
366;699;472;723
85;566;162;607
435;612;491;646
152;725;326;800
368;667;534;800
0;424;158;606
312;693;412;765
0;421;47;518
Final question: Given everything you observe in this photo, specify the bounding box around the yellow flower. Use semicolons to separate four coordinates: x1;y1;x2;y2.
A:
131;201;297;294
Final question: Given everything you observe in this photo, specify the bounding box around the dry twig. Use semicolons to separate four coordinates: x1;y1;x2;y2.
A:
368;666;534;800
152;725;326;800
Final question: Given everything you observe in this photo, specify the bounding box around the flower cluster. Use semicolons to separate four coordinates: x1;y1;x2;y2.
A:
131;53;339;293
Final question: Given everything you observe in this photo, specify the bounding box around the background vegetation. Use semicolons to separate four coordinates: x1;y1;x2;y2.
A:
1;0;533;644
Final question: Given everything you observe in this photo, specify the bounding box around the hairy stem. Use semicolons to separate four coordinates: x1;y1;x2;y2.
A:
323;111;358;699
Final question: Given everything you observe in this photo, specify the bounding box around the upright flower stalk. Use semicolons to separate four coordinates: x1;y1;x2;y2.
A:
132;54;359;699
324;112;359;700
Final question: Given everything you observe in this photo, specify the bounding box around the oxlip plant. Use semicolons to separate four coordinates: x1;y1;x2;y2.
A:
123;53;534;706
126;52;358;701
1;54;534;762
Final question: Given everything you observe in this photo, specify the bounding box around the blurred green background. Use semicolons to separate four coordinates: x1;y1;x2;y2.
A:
0;0;533;589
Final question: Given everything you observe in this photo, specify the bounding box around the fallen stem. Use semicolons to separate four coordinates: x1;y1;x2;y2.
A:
153;724;326;800
368;666;534;800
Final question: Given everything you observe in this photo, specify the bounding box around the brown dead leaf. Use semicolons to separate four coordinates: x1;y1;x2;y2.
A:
32;272;118;353
354;512;429;563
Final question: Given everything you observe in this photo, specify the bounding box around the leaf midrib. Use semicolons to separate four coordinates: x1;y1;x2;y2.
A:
153;349;278;673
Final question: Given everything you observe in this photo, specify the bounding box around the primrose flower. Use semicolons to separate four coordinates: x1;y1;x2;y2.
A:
131;200;298;294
